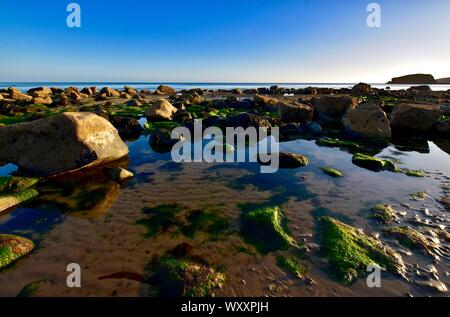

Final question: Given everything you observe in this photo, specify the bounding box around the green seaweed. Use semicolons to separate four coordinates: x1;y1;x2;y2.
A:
16;280;46;297
181;210;230;240
401;169;425;177
352;153;397;172
151;256;225;297
0;176;39;194
320;216;405;285
409;191;428;201
143;121;179;133
316;138;361;151
320;167;343;178
370;204;396;224
136;204;184;238
0;234;35;269
385;227;433;251
240;206;298;253
276;256;307;279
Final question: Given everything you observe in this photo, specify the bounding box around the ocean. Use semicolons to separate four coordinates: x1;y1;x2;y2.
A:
1;82;450;92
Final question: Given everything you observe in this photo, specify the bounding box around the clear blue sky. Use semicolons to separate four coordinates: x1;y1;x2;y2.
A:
0;0;449;82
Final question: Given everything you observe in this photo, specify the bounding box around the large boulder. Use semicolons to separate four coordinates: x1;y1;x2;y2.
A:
390;104;442;132
277;100;313;124
100;87;120;97
312;95;360;117
254;94;278;107
8;88;32;102
352;83;371;94
155;85;176;95
27;87;52;97
124;86;138;95
342;102;391;140
0;112;128;175
146;99;178;121
225;113;271;129
32;96;52;105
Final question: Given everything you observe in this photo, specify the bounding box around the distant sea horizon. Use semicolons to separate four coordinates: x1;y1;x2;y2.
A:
1;82;450;91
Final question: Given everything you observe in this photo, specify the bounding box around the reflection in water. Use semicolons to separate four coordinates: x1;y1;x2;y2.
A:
0;134;449;297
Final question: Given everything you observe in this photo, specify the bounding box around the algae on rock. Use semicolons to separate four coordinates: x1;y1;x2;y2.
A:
0;234;34;269
320;216;405;285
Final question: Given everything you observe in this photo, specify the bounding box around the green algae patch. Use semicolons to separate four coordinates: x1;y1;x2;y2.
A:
0;176;39;193
409;191;428;201
370;204;396;224
0;234;34;269
440;195;450;210
240;206;299;253
181;210;230;241
0;177;40;213
401;169;425;177
352;153;397;172
276;256;307;279
143;121;180;134
320;167;343;178
16;280;47;297
151;256;225;297
385;227;434;252
320;217;405;285
137;204;184;238
316;138;361;151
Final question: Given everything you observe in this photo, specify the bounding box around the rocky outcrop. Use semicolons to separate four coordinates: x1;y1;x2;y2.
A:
352;83;371;94
27;87;52;97
155;85;176;95
312;95;359;118
0;112;128;175
342;102;391;140
146;99;178;121
388;74;437;84
32;96;52;105
254;94;278;107
277;100;313;124
390;104;442;132
437;77;450;84
225;113;271;129
8;88;32;102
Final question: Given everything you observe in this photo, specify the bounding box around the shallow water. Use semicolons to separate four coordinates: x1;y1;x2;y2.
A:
0;134;449;297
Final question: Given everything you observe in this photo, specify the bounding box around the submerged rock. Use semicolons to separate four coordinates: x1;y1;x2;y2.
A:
151;256;225;297
0;176;39;212
0;234;34;269
108;167;134;182
320;167;343;178
352;153;397;172
0;112;129;175
240;206;299;253
390;104;442;132
320;217;406;285
316;138;361;151
277;152;309;169
150;128;183;153
342;102;391;141
110;116;144;136
276;256;307;279
370;204;397;224
385;227;439;257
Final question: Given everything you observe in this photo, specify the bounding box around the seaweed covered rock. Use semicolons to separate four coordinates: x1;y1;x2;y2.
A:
320;217;405;284
342;102;391;141
146;99;178;121
151;256;225;297
0;112;129;175
370;204;397;224
0;234;34;269
352;153;397;172
278;152;308;169
385;227;436;253
0;176;39;212
390;104;442;132
240;206;299;253
320;167;343;177
316;138;361;151
276;256;307;279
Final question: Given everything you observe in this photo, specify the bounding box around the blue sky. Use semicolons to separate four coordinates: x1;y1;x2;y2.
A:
0;0;449;82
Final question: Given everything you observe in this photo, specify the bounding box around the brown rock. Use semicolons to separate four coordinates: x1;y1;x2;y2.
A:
352;83;372;94
391;104;442;131
0;112;128;175
8;88;32;102
155;85;176;95
254;94;278;106
146;99;178;121
100;87;121;97
277;100;313;124
32;96;53;105
124;86;138;95
434;119;450;134
312;95;360;117
27;87;53;97
342;102;391;140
